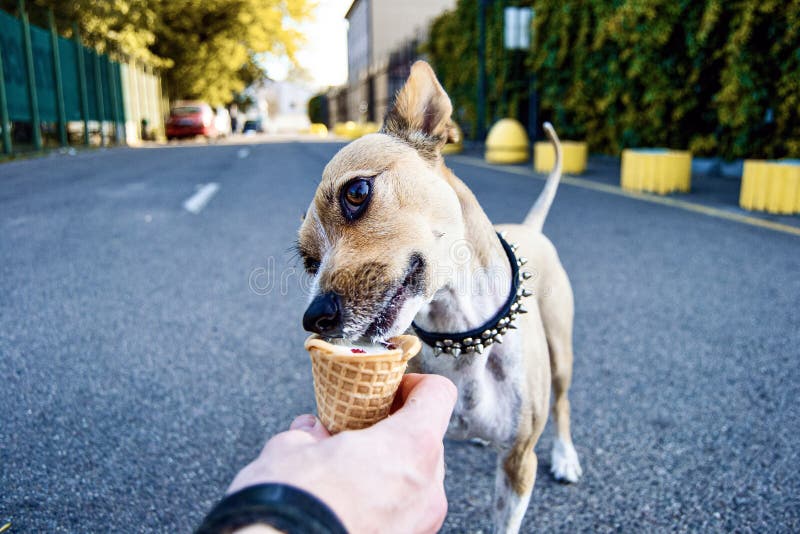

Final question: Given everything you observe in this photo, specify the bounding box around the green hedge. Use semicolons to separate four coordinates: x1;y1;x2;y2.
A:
425;0;800;159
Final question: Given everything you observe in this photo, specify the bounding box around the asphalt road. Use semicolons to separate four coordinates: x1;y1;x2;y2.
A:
1;139;799;533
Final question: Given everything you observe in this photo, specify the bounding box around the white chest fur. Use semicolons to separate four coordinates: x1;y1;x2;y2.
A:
416;333;524;448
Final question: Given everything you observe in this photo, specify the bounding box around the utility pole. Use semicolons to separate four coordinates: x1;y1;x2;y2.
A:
503;5;536;141
476;0;489;142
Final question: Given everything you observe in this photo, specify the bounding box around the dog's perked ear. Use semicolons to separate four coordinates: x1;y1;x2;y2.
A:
381;60;456;160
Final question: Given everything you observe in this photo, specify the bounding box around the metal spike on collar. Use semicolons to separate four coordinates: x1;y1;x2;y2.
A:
415;237;532;359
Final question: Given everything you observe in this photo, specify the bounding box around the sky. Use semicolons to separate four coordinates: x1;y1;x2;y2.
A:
262;0;350;88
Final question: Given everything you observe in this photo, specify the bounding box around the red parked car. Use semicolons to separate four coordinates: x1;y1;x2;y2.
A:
166;102;217;140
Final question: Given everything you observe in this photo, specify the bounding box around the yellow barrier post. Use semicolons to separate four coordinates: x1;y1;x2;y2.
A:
441;122;463;155
360;122;380;135
534;140;587;174
620;149;692;195
740;159;800;214
309;123;328;137
485;118;529;164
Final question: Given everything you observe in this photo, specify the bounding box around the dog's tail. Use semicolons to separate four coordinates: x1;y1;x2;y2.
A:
523;122;563;232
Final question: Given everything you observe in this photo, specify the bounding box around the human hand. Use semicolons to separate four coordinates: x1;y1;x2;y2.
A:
228;374;457;534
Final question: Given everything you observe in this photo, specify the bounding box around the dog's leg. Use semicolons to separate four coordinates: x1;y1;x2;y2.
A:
492;432;539;534
544;285;583;483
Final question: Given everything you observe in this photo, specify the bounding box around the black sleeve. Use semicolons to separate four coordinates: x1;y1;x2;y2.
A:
196;483;348;534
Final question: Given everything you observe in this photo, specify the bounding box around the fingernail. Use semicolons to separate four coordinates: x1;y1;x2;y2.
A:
290;414;316;430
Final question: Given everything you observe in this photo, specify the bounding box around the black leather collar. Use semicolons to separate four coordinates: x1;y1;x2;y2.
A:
412;233;532;357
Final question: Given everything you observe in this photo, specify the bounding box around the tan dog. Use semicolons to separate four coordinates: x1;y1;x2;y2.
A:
297;61;582;533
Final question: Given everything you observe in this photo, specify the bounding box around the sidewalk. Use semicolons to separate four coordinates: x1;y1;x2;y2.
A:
452;144;800;232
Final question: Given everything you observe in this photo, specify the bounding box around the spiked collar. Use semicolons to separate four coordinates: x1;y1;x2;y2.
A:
412;232;532;357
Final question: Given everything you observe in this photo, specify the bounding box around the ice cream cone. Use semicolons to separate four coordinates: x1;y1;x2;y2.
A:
304;334;421;434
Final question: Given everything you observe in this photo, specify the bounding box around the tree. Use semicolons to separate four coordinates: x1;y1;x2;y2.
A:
151;0;311;106
1;0;166;66
2;0;312;106
425;0;800;159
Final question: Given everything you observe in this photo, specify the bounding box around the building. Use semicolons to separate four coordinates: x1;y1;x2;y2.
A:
329;0;455;125
245;78;316;133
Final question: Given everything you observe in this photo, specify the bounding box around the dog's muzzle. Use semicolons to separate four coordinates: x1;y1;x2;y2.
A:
303;291;343;337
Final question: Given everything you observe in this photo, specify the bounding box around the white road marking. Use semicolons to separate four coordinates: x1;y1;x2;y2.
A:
183;183;220;214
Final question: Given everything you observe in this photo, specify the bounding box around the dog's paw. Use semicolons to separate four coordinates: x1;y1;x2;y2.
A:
550;438;582;483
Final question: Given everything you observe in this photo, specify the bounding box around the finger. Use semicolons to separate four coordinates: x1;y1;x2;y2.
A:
435;448;446;484
289;414;331;442
390;374;427;414
379;374;457;441
259;428;316;458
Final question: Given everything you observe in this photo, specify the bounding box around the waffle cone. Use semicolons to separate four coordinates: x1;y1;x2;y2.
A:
305;334;421;434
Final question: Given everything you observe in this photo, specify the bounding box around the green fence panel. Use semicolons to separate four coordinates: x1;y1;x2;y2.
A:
108;60;122;123
57;36;81;121
29;23;56;122
100;55;112;121
0;9;31;121
2;7;147;147
113;61;125;122
83;47;98;120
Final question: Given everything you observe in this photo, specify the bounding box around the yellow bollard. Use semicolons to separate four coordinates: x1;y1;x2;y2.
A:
620;149;692;195
442;122;463;155
333;121;361;140
534;140;587;174
740;159;800;214
309;123;328;137
485;118;529;164
360;122;380;135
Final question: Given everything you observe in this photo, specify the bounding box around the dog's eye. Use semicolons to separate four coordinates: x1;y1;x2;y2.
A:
340;178;372;220
304;257;321;275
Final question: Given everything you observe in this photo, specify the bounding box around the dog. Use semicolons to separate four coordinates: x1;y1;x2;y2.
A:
297;61;582;533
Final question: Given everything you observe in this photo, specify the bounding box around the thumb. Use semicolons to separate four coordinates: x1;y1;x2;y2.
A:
289;414;331;441
380;374;457;441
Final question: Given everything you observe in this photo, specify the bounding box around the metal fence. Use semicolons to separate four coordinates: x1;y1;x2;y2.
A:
0;5;165;155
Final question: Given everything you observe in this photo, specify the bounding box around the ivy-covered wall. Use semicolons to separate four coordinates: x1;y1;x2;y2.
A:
425;0;800;159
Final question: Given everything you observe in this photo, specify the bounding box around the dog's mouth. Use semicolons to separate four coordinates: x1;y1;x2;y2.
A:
363;253;425;340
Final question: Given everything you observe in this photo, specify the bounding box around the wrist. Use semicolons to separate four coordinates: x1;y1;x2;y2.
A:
233;526;283;534
197;483;347;534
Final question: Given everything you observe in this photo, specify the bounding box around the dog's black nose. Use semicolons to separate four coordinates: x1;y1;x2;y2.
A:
303;292;342;335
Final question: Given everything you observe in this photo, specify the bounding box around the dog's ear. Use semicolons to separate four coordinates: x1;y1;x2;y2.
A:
381;61;453;160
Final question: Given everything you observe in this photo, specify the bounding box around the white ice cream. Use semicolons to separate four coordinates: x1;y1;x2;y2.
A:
328;339;395;355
